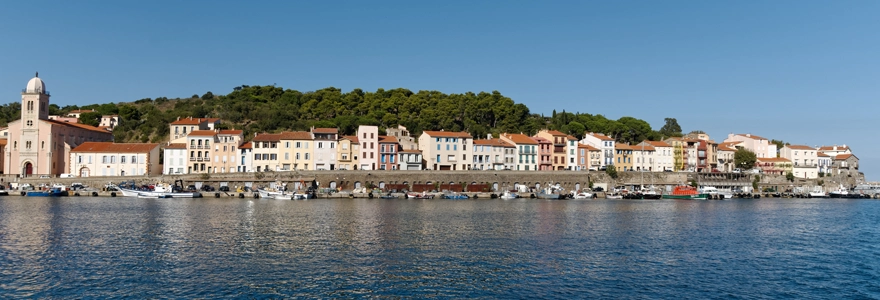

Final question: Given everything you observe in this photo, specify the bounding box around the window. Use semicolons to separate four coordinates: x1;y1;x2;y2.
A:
270;154;277;160
262;154;269;160
285;153;289;160
437;144;440;150
305;153;310;160
102;156;108;163
436;155;441;163
318;142;323;149
132;156;137;163
110;156;116;163
121;156;127;164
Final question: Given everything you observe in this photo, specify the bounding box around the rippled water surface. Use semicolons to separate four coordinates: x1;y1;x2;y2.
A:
1;197;879;298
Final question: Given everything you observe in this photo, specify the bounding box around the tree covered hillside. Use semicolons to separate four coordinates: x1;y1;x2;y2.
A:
17;85;684;144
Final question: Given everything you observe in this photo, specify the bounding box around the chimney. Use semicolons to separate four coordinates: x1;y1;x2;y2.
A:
177;116;180;121
487;133;493;139
746;134;751;137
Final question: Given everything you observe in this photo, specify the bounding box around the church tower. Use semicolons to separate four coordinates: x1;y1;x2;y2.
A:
22;72;50;122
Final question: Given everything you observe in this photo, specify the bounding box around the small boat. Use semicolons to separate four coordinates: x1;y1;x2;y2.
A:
573;191;593;199
407;191;435;199
26;188;68;197
379;193;400;199
443;192;469;200
605;193;623;199
662;185;709;200
258;188;284;199
138;193;171;199
809;186;828;198
536;185;564;199
499;190;518;200
829;185;850;198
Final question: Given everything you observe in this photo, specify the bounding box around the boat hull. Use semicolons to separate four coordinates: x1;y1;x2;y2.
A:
119;187;201;198
26;190;68;197
662;194;709;200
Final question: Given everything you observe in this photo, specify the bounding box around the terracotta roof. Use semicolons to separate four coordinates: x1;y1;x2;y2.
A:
164;143;187;149
786;145;815;150
312;128;338;134
566;135;578;141
634;145;655;151
473;139;513;147
218;130;243;135
0;139;7;146
342;135;359;143
717;145;736;151
615;144;634;150
502;133;537;145
541;130;567;136
45;119;112;134
187;130;217;137
578;144;600;151
400;149;422;154
72;142;159;153
643;141;671;147
532;136;551;144
379;136;399;143
69;109;95;113
279;131;312;140
835;154;855;160
170;117;220;125
586;132;614;141
252;133;282;142
817;152;830;157
819;145;850;151
736;133;768;141
422;131;473;138
756;157;791;163
239;142;253;149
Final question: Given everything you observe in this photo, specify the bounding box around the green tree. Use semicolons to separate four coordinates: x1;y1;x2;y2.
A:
78;112;102;127
785;172;795;182
734;148;758;170
658;118;683;138
605;165;618;179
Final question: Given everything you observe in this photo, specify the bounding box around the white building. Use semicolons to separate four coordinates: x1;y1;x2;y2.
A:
311;127;338;170
70;142;161;177
818;145;851;157
639;141;673;172
723;133;776;159
781;145;818;179
716;142;739;172
238;141;253;173
472;138;513;171
358;125;379;170
818;152;832;175
398;149;423;170
631;143;656;172
163;143;187;174
580;132;615;168
418;131;474;171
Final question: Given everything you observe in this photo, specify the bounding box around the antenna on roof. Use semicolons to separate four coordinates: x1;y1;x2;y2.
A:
35;71;39;78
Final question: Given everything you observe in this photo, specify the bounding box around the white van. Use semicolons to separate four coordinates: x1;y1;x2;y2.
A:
60;174;75;178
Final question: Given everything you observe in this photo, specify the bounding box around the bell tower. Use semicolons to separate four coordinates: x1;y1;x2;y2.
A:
22;72;50;122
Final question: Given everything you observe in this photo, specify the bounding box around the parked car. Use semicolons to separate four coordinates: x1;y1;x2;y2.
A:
60;173;75;178
592;187;604;192
219;186;230;192
39;175;51;179
200;185;215;192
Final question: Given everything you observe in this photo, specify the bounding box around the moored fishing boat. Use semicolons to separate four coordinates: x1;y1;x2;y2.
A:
500;190;518;200
26;187;68;197
662;185;709;200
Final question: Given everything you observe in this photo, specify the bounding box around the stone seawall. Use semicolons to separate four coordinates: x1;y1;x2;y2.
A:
4;170;863;193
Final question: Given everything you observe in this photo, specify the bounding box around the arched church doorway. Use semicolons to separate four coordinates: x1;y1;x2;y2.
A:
79;167;90;177
22;162;33;176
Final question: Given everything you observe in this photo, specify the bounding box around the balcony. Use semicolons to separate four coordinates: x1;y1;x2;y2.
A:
189;157;211;162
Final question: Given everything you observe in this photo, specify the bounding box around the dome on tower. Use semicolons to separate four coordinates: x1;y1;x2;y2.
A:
25;72;46;94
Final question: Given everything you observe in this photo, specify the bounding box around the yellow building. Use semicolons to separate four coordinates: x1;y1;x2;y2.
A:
614;144;634;172
337;136;360;170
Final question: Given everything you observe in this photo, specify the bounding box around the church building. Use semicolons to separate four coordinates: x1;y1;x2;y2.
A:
4;73;113;176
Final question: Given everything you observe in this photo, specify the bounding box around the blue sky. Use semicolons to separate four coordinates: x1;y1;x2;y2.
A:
1;1;878;178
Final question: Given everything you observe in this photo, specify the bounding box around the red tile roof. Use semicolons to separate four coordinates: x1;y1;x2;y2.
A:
586;132;614;141
473;139;513;147
643;141;671;147
578;144;600;151
279;131;312;140
239;142;253;149
379;136;399;143
541;130;567;136
736;133;768;141
566;135;578;141
187;130;217;137
532;136;551;144
342;135;359;143
786;145;815;150
170;117;220;125
252;133;282;142
502;133;537;145
634;145;655;151
311;128;338;134
819;145;850;151
72;142;159;153
164;143;187;149
400;149;422;154
218;130;243;135
756;157;791;163
615;144;634;150
835;154;854;160
46;119;112;134
817;152;830;157
422;131;473;138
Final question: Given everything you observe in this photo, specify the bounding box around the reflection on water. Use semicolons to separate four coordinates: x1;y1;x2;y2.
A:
0;197;879;298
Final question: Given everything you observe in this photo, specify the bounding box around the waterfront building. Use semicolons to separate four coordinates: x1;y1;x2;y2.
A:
781;145;819;179
533;136;553;171
818;145;852;158
238;141;253;173
614;144;634;171
716;142;739;172
641;141;673;172
472;138;513;171
163;143;187;174
185;130;216;173
358;125;379;170
378;135;399;170
533;130;570;170
499;139;517;171
70;142;160;177
723;133;776;159
5;74;114;176
580;132;615;168
169;117;220;143
337;136;359;170
500;133;537;171
664;137;699;172
756;157;792;175
418;131;474;171
179;129;244;174
99;115;120;130
251;133;281;172
386;125;418;151
311;127;338;170
818;152;832;175
576;144;601;170
398;149;422;171
278;131;313;171
566;135;579;170
215;130;244;173
631;143;656;172
833;154;859;176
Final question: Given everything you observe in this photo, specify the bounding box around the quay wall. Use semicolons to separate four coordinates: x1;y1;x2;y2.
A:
3;170;864;193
